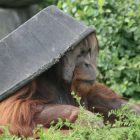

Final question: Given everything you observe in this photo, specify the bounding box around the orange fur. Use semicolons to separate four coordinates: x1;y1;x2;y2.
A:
0;81;44;136
0;79;81;137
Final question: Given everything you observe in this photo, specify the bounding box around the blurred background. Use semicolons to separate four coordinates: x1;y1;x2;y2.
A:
0;0;139;100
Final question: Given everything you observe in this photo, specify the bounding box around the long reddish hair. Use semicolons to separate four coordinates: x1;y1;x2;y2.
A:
0;81;44;136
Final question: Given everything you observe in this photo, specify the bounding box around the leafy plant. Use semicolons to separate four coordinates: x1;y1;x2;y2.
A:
1;103;140;140
0;92;139;140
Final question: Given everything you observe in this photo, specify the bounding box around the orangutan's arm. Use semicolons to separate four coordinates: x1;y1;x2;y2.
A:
34;104;80;127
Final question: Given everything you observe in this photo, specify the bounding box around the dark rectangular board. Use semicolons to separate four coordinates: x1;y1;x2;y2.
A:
0;5;95;100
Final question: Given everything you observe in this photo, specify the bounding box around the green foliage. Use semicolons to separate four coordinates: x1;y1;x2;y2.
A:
1;104;140;140
39;0;58;9
37;106;140;140
0;126;33;140
0;94;140;139
57;0;140;99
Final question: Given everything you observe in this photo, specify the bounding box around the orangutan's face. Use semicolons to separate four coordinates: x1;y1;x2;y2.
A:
59;33;98;84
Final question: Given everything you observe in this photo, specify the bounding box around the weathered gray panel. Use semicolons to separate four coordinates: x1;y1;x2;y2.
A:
0;5;95;101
